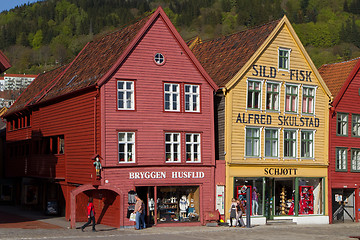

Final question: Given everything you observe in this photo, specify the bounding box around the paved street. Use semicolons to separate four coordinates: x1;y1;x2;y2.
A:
1;206;360;240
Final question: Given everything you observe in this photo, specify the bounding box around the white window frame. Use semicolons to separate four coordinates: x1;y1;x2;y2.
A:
352;114;360;137
302;86;316;115
117;80;134;110
300;130;314;159
245;127;261;157
186;133;201;162
351;148;360;172
265;81;280;111
278;47;291;71
283;129;297;158
337;112;348;136
164;83;180;112
185;84;200;112
118;132;135;163
264;128;279;158
284;84;299;113
336;147;347;171
246;79;262;110
165;133;181;163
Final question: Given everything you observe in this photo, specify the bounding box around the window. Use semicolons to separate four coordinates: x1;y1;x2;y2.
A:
284;130;297;158
118;132;135;163
164;83;180;111
302;87;315;114
265;128;278;157
246;128;260;157
154;53;165;65
352;114;360;137
336;147;347;171
117;80;134;110
165;133;180;162
301;130;314;158
337;113;348;136
247;80;261;109
351;149;360;172
278;48;290;70
185;85;200;112
186;133;201;162
285;85;298;113
266;82;280;111
50;135;64;155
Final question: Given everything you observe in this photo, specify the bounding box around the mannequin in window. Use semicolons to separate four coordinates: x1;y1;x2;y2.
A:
179;195;189;219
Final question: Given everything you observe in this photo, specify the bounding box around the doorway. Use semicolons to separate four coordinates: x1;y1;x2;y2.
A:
332;188;355;222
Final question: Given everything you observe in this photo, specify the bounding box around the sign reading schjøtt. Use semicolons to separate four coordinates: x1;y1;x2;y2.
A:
129;171;205;179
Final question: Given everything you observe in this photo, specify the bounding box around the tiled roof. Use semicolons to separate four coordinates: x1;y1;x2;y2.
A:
191;19;280;87
5;11;153;116
0;50;11;73
318;58;360;98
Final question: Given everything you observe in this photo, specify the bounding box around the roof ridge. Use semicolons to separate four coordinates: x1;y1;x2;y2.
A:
320;57;360;68
200;18;282;44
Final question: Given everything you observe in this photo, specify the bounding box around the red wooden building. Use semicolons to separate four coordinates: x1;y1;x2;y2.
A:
319;58;360;223
0;50;11;73
3;7;218;228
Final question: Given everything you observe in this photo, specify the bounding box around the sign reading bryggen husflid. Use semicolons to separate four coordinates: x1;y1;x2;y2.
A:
192;16;332;225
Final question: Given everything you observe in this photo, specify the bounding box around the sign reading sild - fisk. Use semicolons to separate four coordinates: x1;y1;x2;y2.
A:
236;113;320;127
252;64;312;82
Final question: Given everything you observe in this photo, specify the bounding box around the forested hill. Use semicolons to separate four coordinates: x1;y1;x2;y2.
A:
1;0;359;74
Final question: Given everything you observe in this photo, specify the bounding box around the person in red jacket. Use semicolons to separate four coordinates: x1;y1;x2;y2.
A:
81;197;96;232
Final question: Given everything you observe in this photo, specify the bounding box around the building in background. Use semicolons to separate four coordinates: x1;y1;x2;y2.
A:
192;16;332;225
3;73;37;91
319;57;360;223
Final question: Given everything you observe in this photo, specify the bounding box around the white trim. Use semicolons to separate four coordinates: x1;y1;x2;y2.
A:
185;133;201;163
164;83;180;112
300;129;315;160
284;83;300;114
165;132;181;163
278;47;291;71
118;132;135;163
117;80;134;110
246;78;264;111
245;126;261;158
265;80;281;112
184;84;200;112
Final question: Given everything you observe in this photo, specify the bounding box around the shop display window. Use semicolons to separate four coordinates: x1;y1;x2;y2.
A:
234;178;263;216
298;178;323;215
157;186;199;223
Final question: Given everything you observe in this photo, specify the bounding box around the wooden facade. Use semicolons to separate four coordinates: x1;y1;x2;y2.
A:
319;58;360;223
193;16;332;224
4;7;218;228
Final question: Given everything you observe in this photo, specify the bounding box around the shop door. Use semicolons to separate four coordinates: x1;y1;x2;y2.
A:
135;186;155;226
332;189;355;222
264;178;274;220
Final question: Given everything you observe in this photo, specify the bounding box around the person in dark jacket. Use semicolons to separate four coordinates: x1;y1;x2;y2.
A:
81;197;96;232
229;198;237;227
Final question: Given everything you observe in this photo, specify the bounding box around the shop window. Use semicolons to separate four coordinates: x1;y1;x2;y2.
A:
245;127;260;157
247;80;261;109
278;48;290;70
185;84;200;112
265;128;278;157
351;148;360;172
234;177;263;216
301;130;314;158
298;178;323;215
352;114;360;137
285;84;298;113
164;83;180;111
117;80;134;110
337;113;348;136
302;86;315;114
336;147;348;172
185;133;201;162
266;82;280;111
284;129;297;158
165;133;180;162
157;186;200;223
118;132;135;163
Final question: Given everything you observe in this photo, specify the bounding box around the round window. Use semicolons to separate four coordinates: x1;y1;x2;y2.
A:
154;53;165;65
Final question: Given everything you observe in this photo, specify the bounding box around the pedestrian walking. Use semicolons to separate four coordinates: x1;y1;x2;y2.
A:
81;197;96;232
236;199;245;227
229;198;237;227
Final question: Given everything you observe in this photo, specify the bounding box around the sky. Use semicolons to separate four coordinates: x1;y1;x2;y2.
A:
0;0;41;13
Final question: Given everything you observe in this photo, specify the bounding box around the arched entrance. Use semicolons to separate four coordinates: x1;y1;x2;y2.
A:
70;184;123;228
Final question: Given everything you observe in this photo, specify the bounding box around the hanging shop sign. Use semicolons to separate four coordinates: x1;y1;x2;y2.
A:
129;171;205;180
236;113;320;127
252;64;312;82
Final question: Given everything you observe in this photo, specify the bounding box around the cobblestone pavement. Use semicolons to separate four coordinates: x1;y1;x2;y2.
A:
0;206;360;240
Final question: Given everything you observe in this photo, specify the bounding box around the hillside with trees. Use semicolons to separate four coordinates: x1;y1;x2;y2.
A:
0;0;359;74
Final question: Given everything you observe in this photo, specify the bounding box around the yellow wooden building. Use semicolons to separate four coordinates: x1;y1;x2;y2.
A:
192;16;332;224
